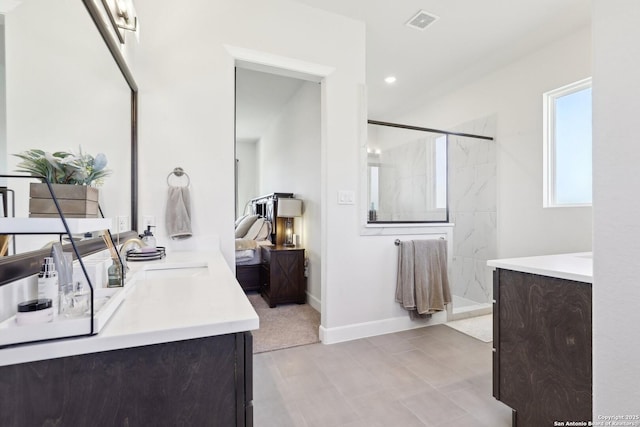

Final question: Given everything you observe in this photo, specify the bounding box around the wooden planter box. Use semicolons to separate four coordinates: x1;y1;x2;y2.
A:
29;183;99;218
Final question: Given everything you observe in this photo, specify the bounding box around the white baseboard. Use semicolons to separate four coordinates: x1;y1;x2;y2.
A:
319;311;447;344
306;292;321;312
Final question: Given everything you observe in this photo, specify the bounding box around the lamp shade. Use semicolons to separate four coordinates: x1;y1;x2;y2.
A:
277;198;302;218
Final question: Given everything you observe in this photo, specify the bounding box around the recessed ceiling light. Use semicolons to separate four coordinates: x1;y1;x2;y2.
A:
384;76;397;84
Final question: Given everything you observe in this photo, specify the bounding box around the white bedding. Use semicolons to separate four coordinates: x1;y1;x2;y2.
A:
236;249;261;265
235;216;273;266
235;240;273;265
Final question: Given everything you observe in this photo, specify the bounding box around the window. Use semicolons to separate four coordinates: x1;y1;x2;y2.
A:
543;78;592;207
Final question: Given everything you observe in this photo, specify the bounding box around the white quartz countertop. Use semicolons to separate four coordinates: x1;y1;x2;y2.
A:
0;249;259;367
487;252;593;283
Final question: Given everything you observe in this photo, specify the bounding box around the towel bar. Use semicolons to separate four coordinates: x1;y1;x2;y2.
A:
394;237;445;246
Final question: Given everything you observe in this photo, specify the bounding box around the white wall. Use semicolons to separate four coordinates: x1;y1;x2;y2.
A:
256;81;322;308
395;27;593;259
133;1;597;344
135;0;460;342
592;0;640;414
135;0;382;339
235;140;257;217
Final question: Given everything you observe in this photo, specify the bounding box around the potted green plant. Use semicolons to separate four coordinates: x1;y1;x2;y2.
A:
13;148;111;218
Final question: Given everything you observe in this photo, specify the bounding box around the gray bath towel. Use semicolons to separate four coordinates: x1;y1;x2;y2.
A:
166;186;192;240
395;239;451;319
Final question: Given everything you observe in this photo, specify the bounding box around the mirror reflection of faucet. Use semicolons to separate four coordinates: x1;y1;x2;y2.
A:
119;237;146;271
107;237;145;287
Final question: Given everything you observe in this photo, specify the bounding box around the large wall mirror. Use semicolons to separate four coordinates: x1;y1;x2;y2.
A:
0;0;137;270
367;120;448;223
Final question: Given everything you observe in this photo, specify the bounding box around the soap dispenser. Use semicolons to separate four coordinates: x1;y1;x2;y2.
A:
141;225;157;248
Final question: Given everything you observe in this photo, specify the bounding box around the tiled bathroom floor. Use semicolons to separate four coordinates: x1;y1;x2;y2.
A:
253;324;512;426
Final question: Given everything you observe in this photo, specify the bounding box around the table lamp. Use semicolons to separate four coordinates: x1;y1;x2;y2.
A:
277;198;302;247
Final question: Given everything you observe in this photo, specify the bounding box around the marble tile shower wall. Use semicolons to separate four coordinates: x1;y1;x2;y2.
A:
450;116;497;305
378;137;439;221
379;139;422;220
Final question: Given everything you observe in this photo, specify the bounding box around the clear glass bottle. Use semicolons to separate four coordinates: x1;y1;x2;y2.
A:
63;281;90;318
107;258;122;287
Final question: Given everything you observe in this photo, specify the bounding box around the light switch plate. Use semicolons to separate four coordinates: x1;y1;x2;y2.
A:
337;190;355;205
117;216;130;233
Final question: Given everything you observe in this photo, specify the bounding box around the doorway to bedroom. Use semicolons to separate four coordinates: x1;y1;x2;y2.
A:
234;66;322;353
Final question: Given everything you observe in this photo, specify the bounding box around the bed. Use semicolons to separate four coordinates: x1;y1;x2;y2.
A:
235;214;272;292
234;193;294;292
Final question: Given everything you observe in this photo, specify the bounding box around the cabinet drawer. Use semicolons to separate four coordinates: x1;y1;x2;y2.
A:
492;347;499;399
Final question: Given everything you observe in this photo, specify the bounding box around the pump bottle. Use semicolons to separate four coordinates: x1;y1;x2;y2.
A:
37;257;59;318
141;225;157;248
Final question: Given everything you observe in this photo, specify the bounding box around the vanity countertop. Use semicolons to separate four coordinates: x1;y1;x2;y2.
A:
487;252;593;283
0;249;259;367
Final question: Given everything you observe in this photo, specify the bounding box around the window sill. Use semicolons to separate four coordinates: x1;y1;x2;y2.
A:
543;204;592;208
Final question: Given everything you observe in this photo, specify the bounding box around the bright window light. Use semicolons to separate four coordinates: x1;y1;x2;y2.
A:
543;78;592;207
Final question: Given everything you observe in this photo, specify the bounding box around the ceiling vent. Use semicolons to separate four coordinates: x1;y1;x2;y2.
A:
405;10;440;31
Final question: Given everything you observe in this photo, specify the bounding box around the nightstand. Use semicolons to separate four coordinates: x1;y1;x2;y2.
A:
260;245;306;308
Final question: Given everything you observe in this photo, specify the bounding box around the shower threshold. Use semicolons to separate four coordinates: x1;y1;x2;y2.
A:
449;295;492;321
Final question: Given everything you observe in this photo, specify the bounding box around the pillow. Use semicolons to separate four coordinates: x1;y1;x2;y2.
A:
234;214;248;228
243;218;267;240
255;220;272;241
235;214;259;238
244;219;271;241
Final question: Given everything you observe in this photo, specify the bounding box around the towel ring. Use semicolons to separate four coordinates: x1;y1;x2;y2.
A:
166;167;191;187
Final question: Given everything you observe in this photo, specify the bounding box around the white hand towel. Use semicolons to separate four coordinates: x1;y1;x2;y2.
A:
166;186;192;240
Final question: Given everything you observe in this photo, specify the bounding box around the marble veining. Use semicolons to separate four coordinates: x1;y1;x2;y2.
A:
377;134;445;222
449;115;497;306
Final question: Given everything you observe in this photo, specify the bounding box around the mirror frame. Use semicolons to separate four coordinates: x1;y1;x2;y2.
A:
0;0;138;286
83;0;138;229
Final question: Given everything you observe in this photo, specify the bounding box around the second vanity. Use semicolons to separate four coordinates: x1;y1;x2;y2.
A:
488;252;592;427
0;249;259;427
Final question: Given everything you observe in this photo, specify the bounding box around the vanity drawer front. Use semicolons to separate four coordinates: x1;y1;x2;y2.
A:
492;269;500;399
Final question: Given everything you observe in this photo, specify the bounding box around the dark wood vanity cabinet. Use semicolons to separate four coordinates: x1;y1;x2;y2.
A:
493;268;592;426
0;332;253;427
261;246;305;308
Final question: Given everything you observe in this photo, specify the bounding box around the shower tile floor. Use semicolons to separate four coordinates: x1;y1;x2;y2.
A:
253;324;511;426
